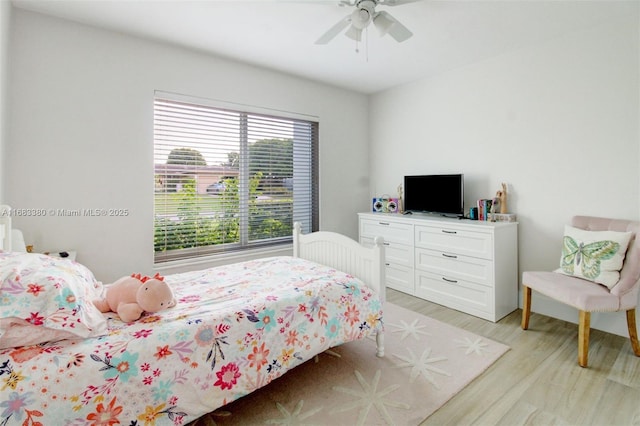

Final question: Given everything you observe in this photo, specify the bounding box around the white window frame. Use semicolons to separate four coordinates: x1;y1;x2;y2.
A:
153;91;319;264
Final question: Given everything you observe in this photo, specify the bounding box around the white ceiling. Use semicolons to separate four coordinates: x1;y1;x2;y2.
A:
10;0;635;94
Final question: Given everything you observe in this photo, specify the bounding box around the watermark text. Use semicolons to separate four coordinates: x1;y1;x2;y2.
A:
0;208;130;217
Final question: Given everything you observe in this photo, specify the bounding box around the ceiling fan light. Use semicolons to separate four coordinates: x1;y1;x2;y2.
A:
350;8;371;30
345;25;363;42
373;12;395;37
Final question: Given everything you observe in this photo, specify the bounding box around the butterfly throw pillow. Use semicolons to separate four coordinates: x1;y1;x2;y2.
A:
559;225;633;289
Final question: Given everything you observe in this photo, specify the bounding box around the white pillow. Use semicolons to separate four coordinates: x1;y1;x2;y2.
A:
11;229;27;252
0;252;107;349
559;225;633;289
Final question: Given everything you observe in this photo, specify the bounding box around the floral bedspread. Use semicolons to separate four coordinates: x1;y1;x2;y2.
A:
0;256;382;425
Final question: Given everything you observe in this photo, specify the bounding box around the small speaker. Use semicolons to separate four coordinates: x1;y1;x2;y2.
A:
386;200;398;213
372;197;399;213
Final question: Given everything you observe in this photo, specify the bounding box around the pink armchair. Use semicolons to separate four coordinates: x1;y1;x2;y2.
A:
521;216;640;367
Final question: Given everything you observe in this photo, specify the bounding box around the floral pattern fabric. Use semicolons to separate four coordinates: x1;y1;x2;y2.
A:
0;256;382;425
0;252;107;349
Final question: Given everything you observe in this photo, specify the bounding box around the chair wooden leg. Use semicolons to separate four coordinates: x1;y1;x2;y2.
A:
578;310;590;367
626;309;640;356
521;285;532;330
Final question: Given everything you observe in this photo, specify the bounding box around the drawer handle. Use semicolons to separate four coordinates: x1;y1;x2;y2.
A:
442;253;457;259
385;263;390;266
442;277;458;283
442;229;457;234
379;222;390;226
383;242;390;246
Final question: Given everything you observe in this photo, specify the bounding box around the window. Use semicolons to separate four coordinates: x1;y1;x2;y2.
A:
153;93;319;263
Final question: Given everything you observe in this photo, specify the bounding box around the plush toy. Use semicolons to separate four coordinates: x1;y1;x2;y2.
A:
93;273;177;322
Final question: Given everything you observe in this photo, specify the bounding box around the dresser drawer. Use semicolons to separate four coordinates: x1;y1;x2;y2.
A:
415;248;493;287
385;263;414;294
415;224;493;260
415;270;495;320
361;236;413;267
360;218;413;245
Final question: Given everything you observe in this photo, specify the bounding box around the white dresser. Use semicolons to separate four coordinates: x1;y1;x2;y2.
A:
359;212;518;322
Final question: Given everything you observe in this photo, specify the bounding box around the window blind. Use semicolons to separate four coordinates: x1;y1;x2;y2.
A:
153;95;318;263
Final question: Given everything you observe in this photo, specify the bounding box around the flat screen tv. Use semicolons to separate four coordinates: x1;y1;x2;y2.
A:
403;174;464;217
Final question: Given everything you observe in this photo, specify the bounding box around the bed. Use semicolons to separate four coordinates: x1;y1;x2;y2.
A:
0;211;385;425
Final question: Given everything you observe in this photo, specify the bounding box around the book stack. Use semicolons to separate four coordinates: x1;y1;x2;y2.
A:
476;199;517;222
476;199;493;221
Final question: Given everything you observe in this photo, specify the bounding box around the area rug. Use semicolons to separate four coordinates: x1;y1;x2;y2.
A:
188;303;509;426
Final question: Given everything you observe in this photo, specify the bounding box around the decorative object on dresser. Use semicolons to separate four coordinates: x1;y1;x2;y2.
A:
492;213;517;222
372;195;399;213
521;215;640;367
495;182;508;214
359;212;518;322
469;206;478;220
477;183;516;222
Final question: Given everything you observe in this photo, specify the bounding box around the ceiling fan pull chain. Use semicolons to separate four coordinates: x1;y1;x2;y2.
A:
366;26;369;62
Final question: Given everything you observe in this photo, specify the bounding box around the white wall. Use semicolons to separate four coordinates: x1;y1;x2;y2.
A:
0;1;11;201
6;5;640;338
7;9;370;283
370;12;640;336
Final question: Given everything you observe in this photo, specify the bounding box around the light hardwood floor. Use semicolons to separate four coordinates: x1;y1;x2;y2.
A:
386;289;640;426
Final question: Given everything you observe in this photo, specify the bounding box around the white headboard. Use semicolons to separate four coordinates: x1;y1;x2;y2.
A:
0;205;11;251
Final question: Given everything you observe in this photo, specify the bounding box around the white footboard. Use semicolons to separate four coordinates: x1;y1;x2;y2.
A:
293;222;386;357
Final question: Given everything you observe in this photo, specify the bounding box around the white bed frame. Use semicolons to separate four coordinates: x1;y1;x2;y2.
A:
293;222;385;357
0;205;11;251
0;215;386;355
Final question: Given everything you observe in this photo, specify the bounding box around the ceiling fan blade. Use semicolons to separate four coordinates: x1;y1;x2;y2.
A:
372;10;394;36
344;25;363;42
387;20;412;42
315;15;351;44
373;11;412;42
379;0;423;6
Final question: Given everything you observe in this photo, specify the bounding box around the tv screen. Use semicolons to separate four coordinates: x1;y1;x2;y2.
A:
403;174;464;216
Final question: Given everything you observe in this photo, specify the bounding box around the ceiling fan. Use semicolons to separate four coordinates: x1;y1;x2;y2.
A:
315;0;417;45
